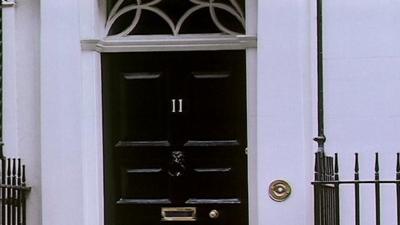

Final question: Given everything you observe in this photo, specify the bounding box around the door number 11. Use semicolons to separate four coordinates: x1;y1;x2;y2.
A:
171;99;183;113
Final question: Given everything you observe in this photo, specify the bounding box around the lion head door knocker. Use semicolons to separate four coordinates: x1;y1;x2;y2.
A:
168;151;186;177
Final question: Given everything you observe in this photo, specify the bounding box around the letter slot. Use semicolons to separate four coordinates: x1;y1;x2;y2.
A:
161;207;197;222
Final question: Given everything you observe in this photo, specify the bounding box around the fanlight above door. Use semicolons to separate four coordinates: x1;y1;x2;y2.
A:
106;0;246;37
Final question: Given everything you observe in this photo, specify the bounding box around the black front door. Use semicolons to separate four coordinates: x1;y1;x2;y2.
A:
102;51;248;225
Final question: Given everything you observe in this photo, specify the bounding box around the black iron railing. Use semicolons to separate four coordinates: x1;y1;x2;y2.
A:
0;157;30;225
313;152;400;225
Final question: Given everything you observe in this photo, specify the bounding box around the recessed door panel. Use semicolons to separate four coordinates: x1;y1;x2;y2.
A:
186;149;246;199
102;51;248;225
183;51;246;147
119;72;169;143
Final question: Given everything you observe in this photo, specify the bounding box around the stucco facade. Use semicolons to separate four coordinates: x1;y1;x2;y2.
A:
2;1;400;225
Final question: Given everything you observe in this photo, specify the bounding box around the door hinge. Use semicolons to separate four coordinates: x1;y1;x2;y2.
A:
245;148;248;155
1;1;15;8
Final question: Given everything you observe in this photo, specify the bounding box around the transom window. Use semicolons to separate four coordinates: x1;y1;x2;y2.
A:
106;0;246;37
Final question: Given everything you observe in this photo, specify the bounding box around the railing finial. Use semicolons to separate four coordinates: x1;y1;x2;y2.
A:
375;152;380;180
355;153;360;180
334;153;339;180
396;153;400;180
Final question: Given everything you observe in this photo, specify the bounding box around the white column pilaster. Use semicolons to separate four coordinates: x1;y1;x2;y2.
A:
40;1;84;225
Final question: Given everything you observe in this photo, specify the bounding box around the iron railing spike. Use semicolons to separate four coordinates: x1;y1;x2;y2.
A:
396;153;400;225
17;159;20;177
1;156;5;225
354;153;360;225
22;165;26;185
12;158;15;176
355;153;359;173
7;158;11;225
11;159;16;225
375;152;380;180
334;153;339;173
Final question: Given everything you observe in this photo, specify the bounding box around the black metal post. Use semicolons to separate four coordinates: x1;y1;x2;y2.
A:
375;153;381;225
315;152;322;225
315;153;320;225
322;153;327;225
11;159;16;225
326;157;332;225
6;159;10;225
1;157;5;225
21;165;26;225
16;159;21;225
334;153;340;225
355;153;360;225
314;0;326;152
396;153;400;225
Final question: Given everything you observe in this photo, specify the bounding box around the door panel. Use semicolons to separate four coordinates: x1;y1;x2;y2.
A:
187;149;246;199
102;51;248;225
119;71;169;144
183;52;247;146
185;72;244;145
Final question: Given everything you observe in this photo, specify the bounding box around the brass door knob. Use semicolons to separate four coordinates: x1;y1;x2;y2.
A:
209;209;219;219
269;180;291;202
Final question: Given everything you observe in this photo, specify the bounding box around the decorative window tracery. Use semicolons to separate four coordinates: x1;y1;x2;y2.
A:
106;0;246;37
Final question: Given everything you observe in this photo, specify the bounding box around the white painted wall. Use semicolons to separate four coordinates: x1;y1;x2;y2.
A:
40;1;84;225
257;1;314;225
3;0;42;224
324;1;400;225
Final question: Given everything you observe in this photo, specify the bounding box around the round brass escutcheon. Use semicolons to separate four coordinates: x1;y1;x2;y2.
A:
209;209;219;219
269;180;292;202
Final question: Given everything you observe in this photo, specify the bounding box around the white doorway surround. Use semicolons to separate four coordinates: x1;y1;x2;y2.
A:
3;1;316;225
